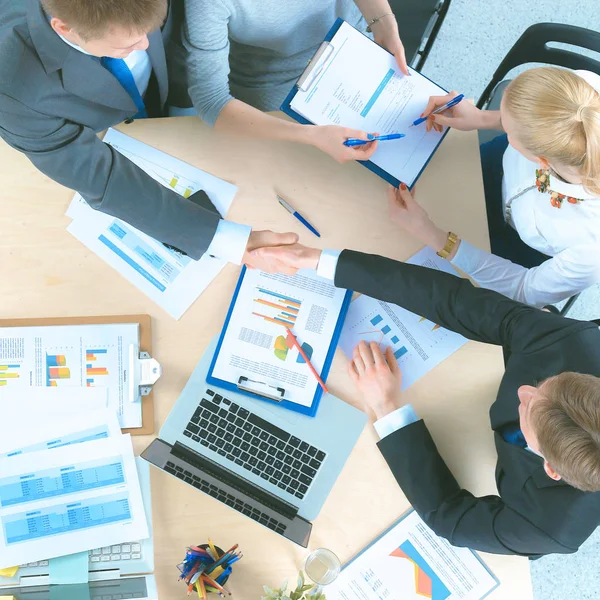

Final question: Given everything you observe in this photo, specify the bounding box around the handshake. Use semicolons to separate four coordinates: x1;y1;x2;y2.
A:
242;230;323;275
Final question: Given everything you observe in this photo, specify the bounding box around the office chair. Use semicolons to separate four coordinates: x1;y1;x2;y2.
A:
475;23;600;316
390;0;452;70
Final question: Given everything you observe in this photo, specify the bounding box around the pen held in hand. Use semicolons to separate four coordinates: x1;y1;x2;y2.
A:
410;93;465;127
343;133;405;147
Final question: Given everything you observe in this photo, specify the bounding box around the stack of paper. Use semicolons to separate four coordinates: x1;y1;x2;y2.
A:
0;389;149;569
0;322;141;429
66;128;239;320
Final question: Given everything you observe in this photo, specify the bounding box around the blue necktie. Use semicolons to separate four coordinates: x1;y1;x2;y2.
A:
501;422;527;448
101;57;147;119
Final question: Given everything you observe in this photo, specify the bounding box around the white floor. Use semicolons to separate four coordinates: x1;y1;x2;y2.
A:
419;1;600;598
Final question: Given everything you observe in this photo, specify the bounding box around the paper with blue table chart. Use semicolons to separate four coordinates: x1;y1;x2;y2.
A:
289;20;447;187
66;128;238;320
339;247;468;390
0;435;148;569
0;322;141;428
326;510;497;600
211;268;348;407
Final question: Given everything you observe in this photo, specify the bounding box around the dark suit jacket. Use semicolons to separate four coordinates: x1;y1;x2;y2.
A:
0;0;221;260
335;250;600;557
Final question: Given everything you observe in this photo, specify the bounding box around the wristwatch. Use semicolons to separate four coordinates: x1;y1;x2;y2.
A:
436;231;459;259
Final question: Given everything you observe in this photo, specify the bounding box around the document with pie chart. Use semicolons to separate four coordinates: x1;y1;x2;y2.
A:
326;510;498;600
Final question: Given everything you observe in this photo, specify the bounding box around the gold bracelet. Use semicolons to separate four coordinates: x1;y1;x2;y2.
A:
436;232;459;259
366;12;394;32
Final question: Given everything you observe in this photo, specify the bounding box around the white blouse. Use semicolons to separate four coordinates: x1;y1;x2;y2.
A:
451;143;600;307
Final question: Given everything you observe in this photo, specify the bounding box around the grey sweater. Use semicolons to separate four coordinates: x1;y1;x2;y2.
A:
181;0;365;125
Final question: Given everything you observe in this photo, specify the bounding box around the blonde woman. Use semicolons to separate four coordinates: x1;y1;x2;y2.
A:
388;66;600;307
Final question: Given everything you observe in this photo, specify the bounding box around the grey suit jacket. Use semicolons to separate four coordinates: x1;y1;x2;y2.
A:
0;0;221;260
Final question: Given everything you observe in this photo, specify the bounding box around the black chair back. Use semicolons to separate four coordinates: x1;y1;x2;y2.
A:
477;23;600;109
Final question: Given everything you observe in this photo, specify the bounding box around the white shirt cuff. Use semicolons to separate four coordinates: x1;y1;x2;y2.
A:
373;404;418;439
316;249;341;280
205;219;252;264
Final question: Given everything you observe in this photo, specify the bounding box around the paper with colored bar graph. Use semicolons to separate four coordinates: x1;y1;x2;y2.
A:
339;246;467;391
66;128;237;320
210;268;348;408
326;510;498;600
0;323;141;428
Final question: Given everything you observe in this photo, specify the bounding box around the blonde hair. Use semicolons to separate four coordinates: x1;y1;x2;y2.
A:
531;373;600;492
503;66;600;196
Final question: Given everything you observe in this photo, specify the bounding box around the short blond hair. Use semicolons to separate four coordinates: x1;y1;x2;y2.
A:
41;0;168;41
531;372;600;492
503;66;600;196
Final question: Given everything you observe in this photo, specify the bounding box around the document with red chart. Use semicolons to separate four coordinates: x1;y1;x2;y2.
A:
208;267;350;414
327;510;498;600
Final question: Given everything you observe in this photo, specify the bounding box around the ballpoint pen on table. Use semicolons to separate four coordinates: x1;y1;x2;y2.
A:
343;133;405;147
277;195;321;238
285;328;329;394
410;93;465;127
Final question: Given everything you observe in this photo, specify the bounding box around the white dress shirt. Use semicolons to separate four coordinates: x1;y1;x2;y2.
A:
57;32;251;264
451;71;600;308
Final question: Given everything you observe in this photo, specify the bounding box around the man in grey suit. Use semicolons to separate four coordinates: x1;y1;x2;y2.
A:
0;0;298;269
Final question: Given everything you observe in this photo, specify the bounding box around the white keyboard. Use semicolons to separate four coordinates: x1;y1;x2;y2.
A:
89;542;143;563
22;542;143;568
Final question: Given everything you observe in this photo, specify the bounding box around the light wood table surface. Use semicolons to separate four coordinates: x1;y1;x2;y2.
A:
1;116;533;599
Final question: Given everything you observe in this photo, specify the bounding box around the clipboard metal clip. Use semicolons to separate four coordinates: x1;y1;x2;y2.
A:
297;41;335;92
129;345;161;402
237;376;285;402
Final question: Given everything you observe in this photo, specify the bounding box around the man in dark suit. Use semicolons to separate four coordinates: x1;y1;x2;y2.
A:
0;0;297;268
251;242;600;557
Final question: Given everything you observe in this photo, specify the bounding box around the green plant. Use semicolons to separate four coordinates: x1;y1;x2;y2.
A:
262;571;326;600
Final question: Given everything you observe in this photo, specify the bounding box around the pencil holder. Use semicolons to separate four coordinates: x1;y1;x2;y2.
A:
178;541;242;597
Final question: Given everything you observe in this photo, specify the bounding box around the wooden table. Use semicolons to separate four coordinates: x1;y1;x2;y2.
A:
0;116;533;599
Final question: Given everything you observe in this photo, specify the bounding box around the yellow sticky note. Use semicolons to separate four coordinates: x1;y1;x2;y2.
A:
0;565;18;577
0;595;16;599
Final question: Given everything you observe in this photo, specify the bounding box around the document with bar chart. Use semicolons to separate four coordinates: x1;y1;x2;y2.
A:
209;268;350;413
339;247;467;390
0;323;140;428
326;510;498;600
66;128;238;320
0;435;148;568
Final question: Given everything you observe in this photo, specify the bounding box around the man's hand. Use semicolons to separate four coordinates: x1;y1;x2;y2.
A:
348;341;405;419
371;14;409;76
249;243;322;273
242;231;300;275
309;126;379;163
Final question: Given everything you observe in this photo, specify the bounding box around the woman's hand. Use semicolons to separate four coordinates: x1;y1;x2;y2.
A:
388;184;449;252
309;125;379;163
370;14;409;75
421;91;495;133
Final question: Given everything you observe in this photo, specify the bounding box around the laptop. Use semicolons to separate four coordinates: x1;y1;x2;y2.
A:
0;575;158;600
142;337;367;547
2;458;153;586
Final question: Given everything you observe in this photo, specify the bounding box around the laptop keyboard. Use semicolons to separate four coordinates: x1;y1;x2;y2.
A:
22;543;143;568
183;388;327;501
165;460;287;536
89;542;143;563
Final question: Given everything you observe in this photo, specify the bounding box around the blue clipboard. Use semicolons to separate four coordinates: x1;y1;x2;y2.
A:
280;18;450;190
206;266;352;417
339;509;500;600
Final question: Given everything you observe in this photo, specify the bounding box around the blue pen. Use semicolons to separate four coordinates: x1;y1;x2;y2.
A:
277;195;321;238
410;93;465;127
343;133;405;147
